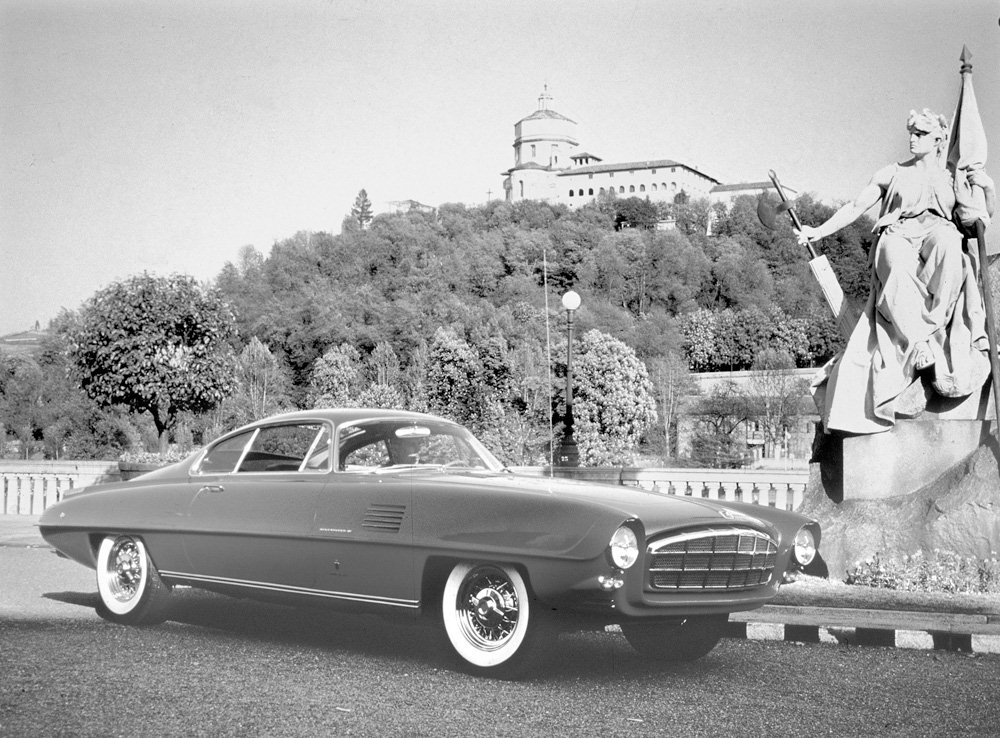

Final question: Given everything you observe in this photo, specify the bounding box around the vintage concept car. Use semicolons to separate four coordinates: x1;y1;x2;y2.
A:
40;409;820;678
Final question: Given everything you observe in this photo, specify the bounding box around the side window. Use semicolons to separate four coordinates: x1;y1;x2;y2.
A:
198;431;254;474
238;423;327;473
342;440;391;470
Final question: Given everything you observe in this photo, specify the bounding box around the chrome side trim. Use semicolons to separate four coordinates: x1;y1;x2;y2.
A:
158;570;420;609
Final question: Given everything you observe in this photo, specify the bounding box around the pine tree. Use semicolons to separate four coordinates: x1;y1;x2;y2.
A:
351;189;373;230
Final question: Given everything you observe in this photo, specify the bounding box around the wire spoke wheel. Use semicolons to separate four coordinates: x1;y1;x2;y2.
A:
441;562;550;678
458;569;521;649
96;535;170;625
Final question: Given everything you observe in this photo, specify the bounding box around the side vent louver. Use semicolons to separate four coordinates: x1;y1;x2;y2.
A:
363;504;406;533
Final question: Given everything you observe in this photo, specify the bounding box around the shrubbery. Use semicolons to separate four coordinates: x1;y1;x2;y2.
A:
846;550;1000;595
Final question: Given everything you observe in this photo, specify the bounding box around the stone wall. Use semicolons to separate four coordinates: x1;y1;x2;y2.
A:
0;461;119;514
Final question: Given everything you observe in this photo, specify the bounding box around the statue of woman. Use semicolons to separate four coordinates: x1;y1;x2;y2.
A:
799;109;996;434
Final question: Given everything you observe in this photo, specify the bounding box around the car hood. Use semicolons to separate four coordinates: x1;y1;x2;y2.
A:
409;469;776;535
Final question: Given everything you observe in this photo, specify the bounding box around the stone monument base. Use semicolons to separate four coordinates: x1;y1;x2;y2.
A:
813;419;995;501
802;424;1000;579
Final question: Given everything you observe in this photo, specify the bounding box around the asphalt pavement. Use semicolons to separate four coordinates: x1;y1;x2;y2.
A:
5;514;998;654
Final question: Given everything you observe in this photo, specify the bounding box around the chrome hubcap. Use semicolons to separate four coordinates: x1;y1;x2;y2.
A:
107;539;143;602
460;571;519;646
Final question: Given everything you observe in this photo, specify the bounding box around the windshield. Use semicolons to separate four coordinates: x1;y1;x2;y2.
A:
335;419;504;473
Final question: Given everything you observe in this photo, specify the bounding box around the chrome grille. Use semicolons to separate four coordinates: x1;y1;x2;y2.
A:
646;527;777;591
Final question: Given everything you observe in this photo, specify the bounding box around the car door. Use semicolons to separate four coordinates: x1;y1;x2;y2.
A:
179;421;332;594
308;425;416;613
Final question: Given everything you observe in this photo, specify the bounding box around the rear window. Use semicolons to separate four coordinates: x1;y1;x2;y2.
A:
198;431;254;474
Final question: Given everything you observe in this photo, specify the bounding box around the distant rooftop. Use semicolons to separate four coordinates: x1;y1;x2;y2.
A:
559;159;721;184
711;181;797;194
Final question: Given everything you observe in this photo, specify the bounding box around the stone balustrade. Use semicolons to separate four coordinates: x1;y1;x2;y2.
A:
0;461;119;515
511;466;809;510
0;461;809;515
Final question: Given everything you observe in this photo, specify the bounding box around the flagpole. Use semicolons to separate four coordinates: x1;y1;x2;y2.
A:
954;47;1000;435
974;219;1000;435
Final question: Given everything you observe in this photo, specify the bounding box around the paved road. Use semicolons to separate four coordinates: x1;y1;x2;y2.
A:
2;547;998;738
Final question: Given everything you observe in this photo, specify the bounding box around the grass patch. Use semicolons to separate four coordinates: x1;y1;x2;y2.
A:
776;548;1000;616
845;550;1000;596
775;575;1000;615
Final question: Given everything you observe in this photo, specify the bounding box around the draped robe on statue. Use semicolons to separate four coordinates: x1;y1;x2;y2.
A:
813;161;991;434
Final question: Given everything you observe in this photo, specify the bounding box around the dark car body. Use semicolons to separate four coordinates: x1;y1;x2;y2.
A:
40;408;820;677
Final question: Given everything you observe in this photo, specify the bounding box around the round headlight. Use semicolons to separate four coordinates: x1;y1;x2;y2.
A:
793;526;816;566
609;526;639;569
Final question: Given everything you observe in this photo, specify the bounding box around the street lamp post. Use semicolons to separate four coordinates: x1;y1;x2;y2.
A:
558;290;581;467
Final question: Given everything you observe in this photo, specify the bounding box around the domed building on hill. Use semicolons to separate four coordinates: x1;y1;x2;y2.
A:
501;89;790;210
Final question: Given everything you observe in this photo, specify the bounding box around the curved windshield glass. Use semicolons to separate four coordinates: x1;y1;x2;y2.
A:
336;419;504;473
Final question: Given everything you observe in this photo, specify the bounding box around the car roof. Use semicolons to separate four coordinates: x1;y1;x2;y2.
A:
231;408;454;434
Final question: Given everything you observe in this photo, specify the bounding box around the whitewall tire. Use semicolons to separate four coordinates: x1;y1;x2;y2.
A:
95;535;171;625
441;562;550;678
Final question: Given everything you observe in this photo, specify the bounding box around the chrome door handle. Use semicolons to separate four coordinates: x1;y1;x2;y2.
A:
198;485;225;494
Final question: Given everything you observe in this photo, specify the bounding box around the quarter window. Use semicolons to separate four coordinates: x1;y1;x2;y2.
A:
198;431;254;474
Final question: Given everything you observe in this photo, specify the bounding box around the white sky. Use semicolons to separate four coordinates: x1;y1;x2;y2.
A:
2;0;998;335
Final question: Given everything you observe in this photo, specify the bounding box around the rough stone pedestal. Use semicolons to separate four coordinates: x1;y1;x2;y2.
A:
803;418;1000;579
815;420;995;501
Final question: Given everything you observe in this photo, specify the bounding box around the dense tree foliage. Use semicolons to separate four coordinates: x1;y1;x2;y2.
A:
686;381;752;468
0;354;43;458
67;273;237;453
5;190;875;464
567;330;657;465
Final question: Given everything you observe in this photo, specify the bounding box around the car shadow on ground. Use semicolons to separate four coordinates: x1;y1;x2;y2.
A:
41;587;729;680
44;591;100;609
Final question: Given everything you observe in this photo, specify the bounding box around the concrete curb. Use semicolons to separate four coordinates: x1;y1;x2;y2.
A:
728;606;1000;654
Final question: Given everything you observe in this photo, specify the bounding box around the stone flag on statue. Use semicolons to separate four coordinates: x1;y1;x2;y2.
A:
947;46;990;230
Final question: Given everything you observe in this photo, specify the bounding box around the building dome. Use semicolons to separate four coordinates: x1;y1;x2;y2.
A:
511;87;578;171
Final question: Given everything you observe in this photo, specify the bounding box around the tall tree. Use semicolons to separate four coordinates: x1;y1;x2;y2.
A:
566;329;657;465
308;343;363;408
350;188;374;231
230;338;291;423
0;354;44;459
743;349;809;460
646;351;698;461
687;381;751;468
67;273;237;454
424;327;482;425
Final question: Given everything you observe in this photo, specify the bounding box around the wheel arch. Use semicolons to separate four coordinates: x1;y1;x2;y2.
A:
419;555;543;617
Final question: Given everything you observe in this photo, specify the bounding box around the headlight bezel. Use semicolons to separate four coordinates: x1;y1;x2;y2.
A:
608;524;639;570
792;526;817;567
